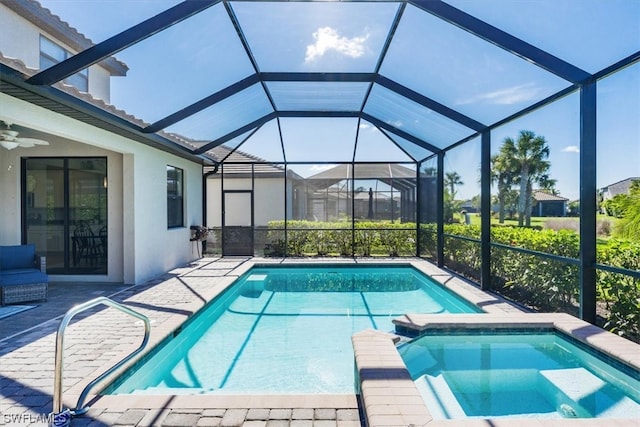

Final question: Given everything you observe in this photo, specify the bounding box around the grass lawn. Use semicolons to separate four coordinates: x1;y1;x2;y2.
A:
465;213;619;232
460;214;622;249
465;214;566;227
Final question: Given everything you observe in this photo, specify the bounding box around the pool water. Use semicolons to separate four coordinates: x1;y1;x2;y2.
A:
399;332;640;419
109;265;479;395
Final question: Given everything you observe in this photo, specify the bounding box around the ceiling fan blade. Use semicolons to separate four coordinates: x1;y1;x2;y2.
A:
15;137;50;146
1;130;19;140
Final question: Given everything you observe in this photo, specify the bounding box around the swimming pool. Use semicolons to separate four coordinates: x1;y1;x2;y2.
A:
108;264;480;395
398;331;640;419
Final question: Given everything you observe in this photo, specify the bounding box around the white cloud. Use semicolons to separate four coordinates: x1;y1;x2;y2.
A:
457;83;543;106
359;123;371;130
305;27;369;63
309;164;334;172
562;145;580;153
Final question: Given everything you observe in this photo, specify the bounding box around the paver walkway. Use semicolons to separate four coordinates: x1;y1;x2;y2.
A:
0;258;363;427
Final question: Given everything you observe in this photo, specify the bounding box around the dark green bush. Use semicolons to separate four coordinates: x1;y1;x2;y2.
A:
597;240;640;341
267;220;414;257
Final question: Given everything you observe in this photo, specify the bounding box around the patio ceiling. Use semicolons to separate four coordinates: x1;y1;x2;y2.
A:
2;0;639;164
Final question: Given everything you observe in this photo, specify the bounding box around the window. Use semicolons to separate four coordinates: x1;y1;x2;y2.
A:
167;165;184;228
40;36;88;92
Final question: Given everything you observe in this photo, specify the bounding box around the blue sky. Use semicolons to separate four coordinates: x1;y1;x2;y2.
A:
37;0;639;201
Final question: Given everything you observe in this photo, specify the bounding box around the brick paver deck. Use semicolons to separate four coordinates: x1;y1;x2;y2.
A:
0;258;362;426
5;258;635;427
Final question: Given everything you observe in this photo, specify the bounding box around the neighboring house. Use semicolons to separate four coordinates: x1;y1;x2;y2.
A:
459;200;478;214
599;177;640;200
531;190;568;217
0;0;206;284
305;164;417;223
202;156;419;255
202;145;306;256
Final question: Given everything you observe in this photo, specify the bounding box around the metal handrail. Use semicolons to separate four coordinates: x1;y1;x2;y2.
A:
52;296;151;418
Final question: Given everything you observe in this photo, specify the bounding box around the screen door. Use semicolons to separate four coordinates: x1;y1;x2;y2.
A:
222;190;253;256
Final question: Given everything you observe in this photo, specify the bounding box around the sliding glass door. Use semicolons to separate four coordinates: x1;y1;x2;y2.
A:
22;157;107;274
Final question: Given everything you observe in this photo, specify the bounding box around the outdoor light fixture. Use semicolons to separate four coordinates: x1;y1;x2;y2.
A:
0;138;20;150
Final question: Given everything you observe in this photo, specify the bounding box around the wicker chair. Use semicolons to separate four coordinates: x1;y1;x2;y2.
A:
0;244;48;305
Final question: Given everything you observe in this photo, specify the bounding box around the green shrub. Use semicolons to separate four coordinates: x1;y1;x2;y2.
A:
354;223;379;256
378;223;415;256
418;223;437;259
597;240;640;341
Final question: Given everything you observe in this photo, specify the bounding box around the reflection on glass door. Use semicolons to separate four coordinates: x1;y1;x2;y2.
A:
23;158;107;274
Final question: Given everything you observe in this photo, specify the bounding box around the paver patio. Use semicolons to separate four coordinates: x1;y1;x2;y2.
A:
0;258;362;427
3;257;636;427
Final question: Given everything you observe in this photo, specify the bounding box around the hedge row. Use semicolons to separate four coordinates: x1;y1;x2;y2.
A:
425;224;581;309
266;220;640;341
596;240;640;340
266;220;416;257
421;223;639;342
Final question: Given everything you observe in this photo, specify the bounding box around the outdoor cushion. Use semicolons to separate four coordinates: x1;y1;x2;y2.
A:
0;244;37;270
1;268;41;275
0;244;48;305
0;271;48;286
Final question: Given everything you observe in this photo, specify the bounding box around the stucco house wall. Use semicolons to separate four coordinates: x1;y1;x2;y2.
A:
0;2;117;102
0;93;203;284
600;177;640;200
206;176;285;228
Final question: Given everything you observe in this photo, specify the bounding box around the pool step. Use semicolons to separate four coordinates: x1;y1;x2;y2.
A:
539;367;640;418
400;344;438;378
414;374;466;419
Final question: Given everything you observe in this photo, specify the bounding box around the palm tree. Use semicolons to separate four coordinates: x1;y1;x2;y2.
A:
445;171;464;199
537;174;558;195
422;166;437;177
491;149;517;223
501;130;551;227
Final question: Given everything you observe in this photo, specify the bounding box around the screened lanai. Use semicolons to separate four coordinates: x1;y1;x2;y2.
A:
1;0;638;334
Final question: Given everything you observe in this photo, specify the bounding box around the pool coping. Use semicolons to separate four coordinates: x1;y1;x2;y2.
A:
353;313;640;427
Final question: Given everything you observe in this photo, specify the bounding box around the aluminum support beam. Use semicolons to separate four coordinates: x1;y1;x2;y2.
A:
480;130;492;290
409;0;590;84
260;72;376;82
27;1;219;86
579;82;597;324
362;113;443;154
144;74;261;133
194;112;276;154
437;152;444;267
376;76;486;132
415;165;421;257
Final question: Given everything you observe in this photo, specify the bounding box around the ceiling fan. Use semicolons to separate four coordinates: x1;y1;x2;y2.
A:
0;122;50;150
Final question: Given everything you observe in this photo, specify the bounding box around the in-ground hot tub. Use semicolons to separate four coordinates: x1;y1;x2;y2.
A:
399;330;640;419
353;314;640;426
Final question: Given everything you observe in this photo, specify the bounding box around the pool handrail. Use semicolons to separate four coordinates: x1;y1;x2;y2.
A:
52;296;151;418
